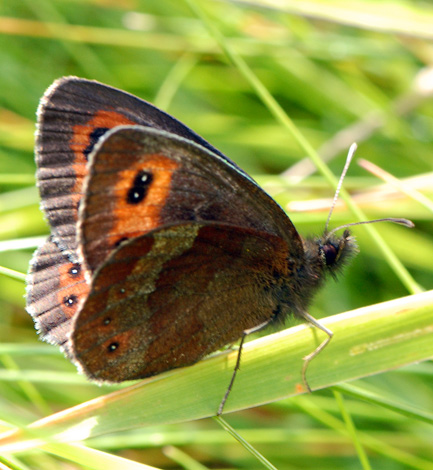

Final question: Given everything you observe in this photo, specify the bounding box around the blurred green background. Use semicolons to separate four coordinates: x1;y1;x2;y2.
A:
0;0;432;469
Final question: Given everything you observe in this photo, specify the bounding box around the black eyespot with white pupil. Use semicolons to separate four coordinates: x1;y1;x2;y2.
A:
63;295;77;307
68;264;81;277
108;342;119;352
127;170;153;204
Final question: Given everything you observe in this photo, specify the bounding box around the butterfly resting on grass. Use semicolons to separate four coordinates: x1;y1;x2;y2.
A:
26;77;413;415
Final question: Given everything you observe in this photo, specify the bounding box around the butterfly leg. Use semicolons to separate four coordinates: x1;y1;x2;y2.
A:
217;319;273;416
298;311;334;392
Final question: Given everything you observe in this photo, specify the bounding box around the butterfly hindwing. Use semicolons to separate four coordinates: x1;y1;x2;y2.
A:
71;222;290;382
26;236;89;353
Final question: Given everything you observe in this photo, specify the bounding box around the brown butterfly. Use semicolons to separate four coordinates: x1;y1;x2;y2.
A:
26;77;412;414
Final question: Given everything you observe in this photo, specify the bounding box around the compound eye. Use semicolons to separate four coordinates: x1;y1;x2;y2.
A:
322;243;338;266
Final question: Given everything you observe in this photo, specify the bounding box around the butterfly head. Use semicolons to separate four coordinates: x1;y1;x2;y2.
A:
316;229;358;278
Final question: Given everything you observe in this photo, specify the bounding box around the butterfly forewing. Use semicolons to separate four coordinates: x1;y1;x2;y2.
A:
78;126;303;274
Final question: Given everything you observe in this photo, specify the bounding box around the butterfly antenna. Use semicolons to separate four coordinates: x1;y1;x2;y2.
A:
328;217;414;237
324;143;414;235
324;142;358;233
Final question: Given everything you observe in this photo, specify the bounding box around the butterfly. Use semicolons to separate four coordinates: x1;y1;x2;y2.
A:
26;77;381;414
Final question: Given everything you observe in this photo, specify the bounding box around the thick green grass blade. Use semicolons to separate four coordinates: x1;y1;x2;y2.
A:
0;290;431;452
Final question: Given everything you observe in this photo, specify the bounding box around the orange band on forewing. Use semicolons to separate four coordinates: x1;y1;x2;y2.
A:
108;154;179;246
70;110;136;198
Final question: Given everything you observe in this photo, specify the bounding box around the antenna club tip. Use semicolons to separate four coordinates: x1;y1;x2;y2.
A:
399;219;415;228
